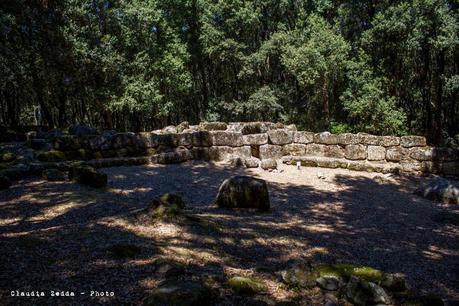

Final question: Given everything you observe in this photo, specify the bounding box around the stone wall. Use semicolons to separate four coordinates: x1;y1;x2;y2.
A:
32;122;459;176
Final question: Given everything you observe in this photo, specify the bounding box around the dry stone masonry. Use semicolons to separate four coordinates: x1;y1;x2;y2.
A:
3;122;459;179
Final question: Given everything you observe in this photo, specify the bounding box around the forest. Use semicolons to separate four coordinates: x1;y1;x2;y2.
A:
0;0;458;144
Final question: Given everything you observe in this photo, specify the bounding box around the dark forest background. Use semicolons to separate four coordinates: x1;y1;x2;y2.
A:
0;0;458;143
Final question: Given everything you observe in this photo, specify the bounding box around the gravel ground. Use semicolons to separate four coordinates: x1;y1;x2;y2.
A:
0;161;458;305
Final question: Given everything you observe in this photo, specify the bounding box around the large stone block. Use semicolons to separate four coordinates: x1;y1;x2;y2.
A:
153;133;179;147
211;131;243;147
345;144;367;160
241;122;263;135
381;136;400;147
191;131;212;147
259;144;283;160
386;147;408;162
199;122;227;131
267;129;293;145
368;146;386;161
305;143;327;157
324;145;345;158
401;136;427;148
410;147;433;161
216;176;270;211
177;132;193;147
243;133;268;145
282;144;307;156
136;132;157;148
208;146;250;161
157;147;192;164
358;133;381;145
313;132;340;145
191;147;210;160
294;131;314;144
338;133;360;145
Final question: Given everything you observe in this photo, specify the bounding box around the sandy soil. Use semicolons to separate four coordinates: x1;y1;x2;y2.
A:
0;161;458;305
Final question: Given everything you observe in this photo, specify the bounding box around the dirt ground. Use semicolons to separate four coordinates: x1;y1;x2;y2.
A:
0;161;458;305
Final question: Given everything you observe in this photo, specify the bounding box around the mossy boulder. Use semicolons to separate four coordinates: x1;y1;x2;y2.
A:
2;152;17;163
315;263;383;283
42;169;66;181
69;164;107;188
280;262;317;288
227;276;266;295
148;193;185;220
215;176;270;211
37;150;66;162
143;280;211;306
346;276;391;306
0;175;12;190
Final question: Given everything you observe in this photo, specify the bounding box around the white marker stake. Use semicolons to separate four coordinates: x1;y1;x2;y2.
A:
296;161;301;170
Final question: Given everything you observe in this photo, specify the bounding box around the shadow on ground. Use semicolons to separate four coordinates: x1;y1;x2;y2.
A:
0;162;458;305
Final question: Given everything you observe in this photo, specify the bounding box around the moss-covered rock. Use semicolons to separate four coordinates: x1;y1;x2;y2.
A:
143;280;211;306
2;152;17;162
149;193;185;220
280;262;317;288
215;176;270;211
42;169;66;181
69;164;107;188
0;175;12;190
315;263;383;283
227;276;266;295
346;276;391;306
37;150;66;162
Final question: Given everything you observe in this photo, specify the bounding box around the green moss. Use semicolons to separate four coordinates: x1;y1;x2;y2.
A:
227;276;266;295
314;263;383;283
2;152;17;162
37;150;66;162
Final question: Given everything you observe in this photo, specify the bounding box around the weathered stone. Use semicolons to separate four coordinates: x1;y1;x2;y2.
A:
337;133;360;145
177;132;193;147
241;122;263;134
162;125;178;134
381;273;407;292
227;276;266;295
42;169;66;181
69;124;99;136
316;276;342;291
210;131;243;146
157;147;192;164
358;133;381;145
285;124;297;131
260;158;277;170
244;157;260;168
154;133;179;147
191;147;210;161
69;164;107;188
400;161;422;172
324;145;345;158
410;147;433;161
143;280;210;306
199;122;227;131
280;262;316;288
386;146;408;162
191;131;212;147
229;157;244;168
314;132;340;145
346;276;391;306
176;121;189;133
294;131;314;144
345;145;367;160
208;146;251;161
381;136;400;147
414;178;459;204
282;144;307;156
0;175;12;190
305;144;327;157
216;176;270;210
401;135;427;147
259;144;283;160
268;129;294;145
148;193;185;219
136;132;157;148
243;133;268;145
367;146;386;161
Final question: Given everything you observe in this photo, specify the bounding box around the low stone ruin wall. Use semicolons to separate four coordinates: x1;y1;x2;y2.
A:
23;121;457;176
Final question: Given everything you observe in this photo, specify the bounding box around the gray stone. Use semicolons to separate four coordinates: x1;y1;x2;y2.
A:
401;136;427;147
69;124;99;136
381;136;400;147
241;122;263;134
381;273;407;292
285;124;297;131
190;147;210;161
208;146;251;161
305;144;327;157
338;133;360;145
314;132;340;145
316;276;342;291
410;147;433;161
346;276;391;306
191;131;212;147
414;178;459;204
268;129;294;145
216;176;270;210
244;157;260;168
177;132;193;147
162;125;177;134
386;146;408;162
260;158;277;170
199;122;227;131
358;133;381;145
280;262;315;288
283;144;307;156
176;121;189;133
368;146;386;161
324;145;345;158
210;131;243;146
157;147;192;164
243;133;268;145
259;144;283;160
294;131;314;144
345;145;367;160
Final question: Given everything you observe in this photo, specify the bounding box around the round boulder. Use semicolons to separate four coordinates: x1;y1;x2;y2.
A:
215;176;270;211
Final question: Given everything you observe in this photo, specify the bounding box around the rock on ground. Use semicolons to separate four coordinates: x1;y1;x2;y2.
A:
215;176;270;211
